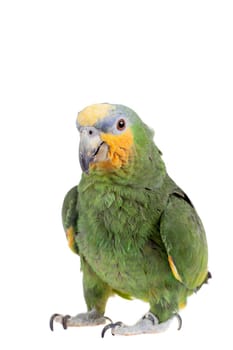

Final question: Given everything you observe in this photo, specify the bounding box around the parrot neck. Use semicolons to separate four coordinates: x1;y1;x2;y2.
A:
80;143;167;190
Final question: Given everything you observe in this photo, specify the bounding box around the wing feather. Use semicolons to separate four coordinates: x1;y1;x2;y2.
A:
62;186;79;254
159;191;208;290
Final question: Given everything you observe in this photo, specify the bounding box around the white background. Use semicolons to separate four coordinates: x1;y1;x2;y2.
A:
0;0;232;349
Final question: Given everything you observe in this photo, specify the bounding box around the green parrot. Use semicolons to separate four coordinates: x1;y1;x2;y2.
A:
50;103;210;336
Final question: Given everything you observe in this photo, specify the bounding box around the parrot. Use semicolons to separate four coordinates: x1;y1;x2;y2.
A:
50;103;210;336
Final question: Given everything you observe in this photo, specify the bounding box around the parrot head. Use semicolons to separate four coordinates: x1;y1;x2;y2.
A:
76;103;163;182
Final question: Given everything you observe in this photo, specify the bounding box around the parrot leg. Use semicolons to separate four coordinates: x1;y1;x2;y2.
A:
50;260;114;331
101;312;182;337
50;309;112;331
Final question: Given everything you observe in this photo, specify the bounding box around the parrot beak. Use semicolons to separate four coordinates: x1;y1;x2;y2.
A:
79;127;109;174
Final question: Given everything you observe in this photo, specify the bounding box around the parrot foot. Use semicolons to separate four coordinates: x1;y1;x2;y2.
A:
101;312;181;337
50;309;112;331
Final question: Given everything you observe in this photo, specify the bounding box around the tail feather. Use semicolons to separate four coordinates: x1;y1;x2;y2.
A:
196;271;212;292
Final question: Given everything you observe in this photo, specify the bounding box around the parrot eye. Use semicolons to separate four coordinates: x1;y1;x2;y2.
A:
117;119;126;131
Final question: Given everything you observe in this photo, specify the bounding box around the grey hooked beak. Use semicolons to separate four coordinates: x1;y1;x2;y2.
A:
79;127;108;173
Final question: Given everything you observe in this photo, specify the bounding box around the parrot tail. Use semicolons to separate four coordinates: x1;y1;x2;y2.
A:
196;271;212;292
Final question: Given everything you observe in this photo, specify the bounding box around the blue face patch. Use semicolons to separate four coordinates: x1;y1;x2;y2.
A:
95;112;131;135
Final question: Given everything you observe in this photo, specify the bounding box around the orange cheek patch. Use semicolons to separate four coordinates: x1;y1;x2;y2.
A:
100;129;134;169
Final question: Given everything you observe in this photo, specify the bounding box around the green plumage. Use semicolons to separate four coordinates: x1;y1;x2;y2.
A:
62;104;209;323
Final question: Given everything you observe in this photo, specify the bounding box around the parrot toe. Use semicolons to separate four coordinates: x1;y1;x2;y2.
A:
50;309;112;331
50;313;71;331
101;312;182;337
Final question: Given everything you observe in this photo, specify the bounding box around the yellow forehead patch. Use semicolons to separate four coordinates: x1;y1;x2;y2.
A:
77;104;113;126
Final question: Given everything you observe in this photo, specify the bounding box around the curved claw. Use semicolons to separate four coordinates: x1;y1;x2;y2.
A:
174;313;182;330
101;321;123;338
50;313;60;331
103;316;113;324
142;312;156;325
49;314;71;331
62;315;71;330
